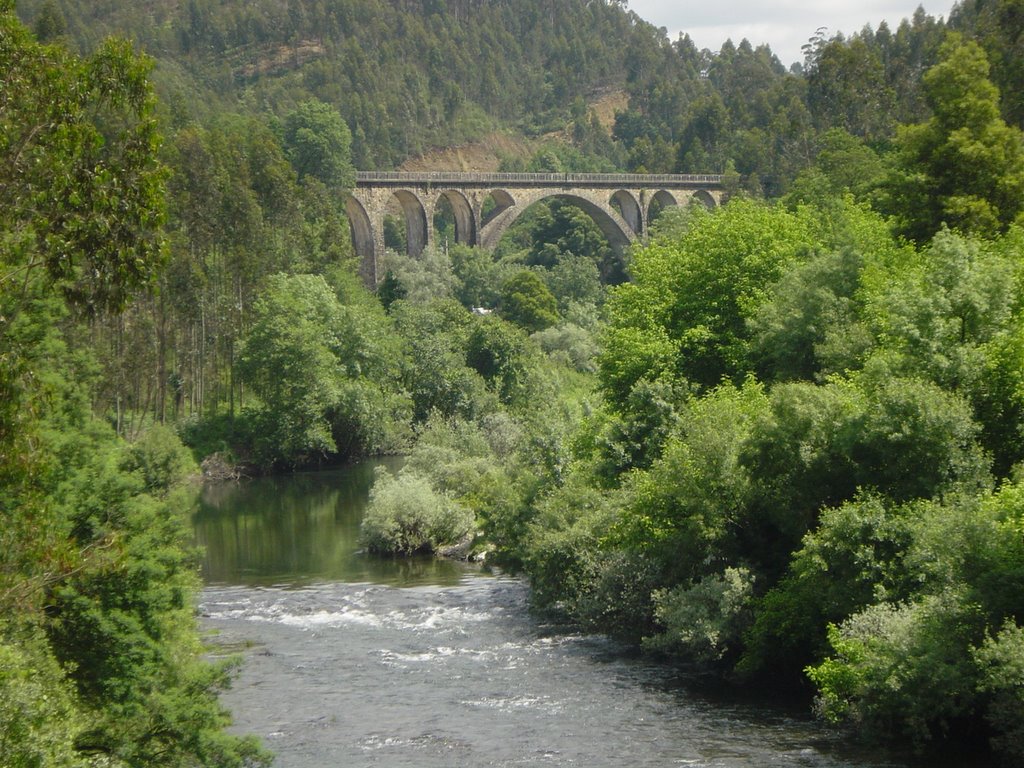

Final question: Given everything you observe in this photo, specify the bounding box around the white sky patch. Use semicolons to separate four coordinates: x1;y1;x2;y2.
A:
626;0;956;67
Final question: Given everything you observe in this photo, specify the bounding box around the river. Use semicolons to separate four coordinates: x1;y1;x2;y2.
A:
194;460;977;767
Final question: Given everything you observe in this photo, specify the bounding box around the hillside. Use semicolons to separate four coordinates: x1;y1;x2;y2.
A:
398;91;628;172
17;0;659;170
16;0;1024;191
398;131;535;172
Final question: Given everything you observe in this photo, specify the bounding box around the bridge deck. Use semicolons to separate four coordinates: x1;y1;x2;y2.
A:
355;171;723;189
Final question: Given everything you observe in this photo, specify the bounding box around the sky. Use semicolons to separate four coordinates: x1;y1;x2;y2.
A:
626;0;956;68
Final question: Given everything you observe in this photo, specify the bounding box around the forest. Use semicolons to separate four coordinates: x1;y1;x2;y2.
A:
4;0;1024;764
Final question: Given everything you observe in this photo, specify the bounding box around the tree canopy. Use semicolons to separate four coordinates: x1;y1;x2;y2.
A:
881;36;1024;242
1;6;268;763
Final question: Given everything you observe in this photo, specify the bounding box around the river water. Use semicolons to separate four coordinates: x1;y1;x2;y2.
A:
194;461;974;768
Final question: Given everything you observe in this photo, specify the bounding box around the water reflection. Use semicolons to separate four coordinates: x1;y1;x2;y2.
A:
193;458;480;587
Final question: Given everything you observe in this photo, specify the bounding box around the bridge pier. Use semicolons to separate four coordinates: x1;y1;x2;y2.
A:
347;172;723;287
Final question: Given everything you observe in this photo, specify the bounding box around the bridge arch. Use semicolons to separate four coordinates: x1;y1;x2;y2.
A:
479;192;634;252
346;196;377;284
692;189;717;209
435;189;476;246
390;189;430;259
610;190;642;235
647;189;680;228
480;189;516;227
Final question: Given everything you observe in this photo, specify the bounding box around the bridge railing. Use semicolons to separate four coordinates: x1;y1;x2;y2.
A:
355;171;723;186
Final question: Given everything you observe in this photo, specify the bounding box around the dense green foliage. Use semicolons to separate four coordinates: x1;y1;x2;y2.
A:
8;0;1024;465
506;195;1024;762
1;5;268;762
236;272;409;467
599;200;816;394
15;0;652;167
879;35;1024;242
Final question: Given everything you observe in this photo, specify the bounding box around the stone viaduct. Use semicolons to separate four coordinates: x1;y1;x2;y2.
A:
346;171;724;285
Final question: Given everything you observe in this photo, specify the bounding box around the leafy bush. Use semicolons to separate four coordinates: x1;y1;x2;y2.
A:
533;322;599;372
974;620;1024;762
522;478;620;613
177;412;257;468
360;469;474;555
0;633;83;768
739;494;915;678
499;270;560;332
238;273;410;468
602;200;815;394
741;370;989;572
390;299;501;422
748;247;866;382
382;246;458;304
123;423;197;494
645;567;756;663
396;414;527;555
806;593;983;745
